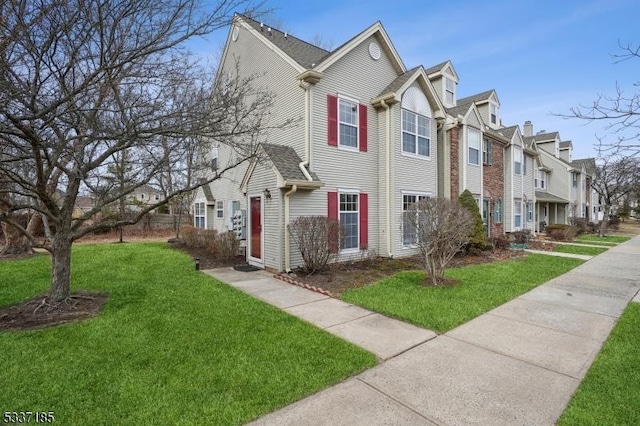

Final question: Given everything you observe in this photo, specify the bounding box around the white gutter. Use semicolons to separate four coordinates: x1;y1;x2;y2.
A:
298;80;314;182
284;184;298;273
381;99;392;257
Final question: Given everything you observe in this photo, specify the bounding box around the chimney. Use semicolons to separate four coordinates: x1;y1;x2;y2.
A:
523;120;533;137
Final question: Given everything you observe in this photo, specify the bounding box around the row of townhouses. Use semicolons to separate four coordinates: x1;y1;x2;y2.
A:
193;14;599;271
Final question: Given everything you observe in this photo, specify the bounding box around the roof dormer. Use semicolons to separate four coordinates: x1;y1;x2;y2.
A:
425;60;459;109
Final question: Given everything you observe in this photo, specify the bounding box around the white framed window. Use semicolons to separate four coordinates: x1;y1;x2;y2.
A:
572;173;578;188
194;202;205;229
483;138;493;165
402;193;429;246
490;103;498;125
493;199;502;223
339;192;359;251
514;147;523;175
402;109;430;157
154;194;160;201
468;128;480;165
216;200;224;219
535;170;546;189
339;98;358;149
527;201;534;222
523;155;527;175
445;77;455;105
514;201;522;228
211;145;219;171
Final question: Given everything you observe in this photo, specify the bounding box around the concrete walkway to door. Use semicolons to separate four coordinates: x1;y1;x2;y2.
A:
205;236;640;425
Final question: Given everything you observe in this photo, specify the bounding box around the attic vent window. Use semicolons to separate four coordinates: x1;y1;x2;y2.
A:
369;42;381;60
231;26;239;41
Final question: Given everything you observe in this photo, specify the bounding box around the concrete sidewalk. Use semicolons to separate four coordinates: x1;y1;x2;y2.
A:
207;237;640;425
202;268;436;360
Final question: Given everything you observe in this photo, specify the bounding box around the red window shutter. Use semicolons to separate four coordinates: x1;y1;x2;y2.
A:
328;191;339;253
359;193;368;248
359;104;368;152
327;94;338;146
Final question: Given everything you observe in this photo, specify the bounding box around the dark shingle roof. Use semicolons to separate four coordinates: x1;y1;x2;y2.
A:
456;90;495;106
239;14;329;69
533;131;559;142
485;125;518;142
523;135;535;148
446;100;473;118
560;141;573;149
571;157;596;174
424;60;449;75
201;183;215;203
262;144;320;182
378;66;421;97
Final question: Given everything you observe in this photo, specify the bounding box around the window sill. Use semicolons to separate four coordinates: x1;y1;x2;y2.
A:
338;145;360;153
340;248;361;255
401;152;431;161
468;162;480;167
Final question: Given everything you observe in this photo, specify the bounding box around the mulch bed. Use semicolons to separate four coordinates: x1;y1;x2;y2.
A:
283;249;526;296
0;291;109;332
167;240;245;270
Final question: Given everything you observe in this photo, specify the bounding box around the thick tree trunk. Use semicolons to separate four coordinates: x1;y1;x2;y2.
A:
49;235;72;303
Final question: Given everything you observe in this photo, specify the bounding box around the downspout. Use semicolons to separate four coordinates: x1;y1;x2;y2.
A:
284;184;298;273
380;99;392;257
298;80;313;182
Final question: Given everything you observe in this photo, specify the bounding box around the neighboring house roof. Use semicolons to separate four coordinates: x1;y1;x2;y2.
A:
262;143;321;182
239;14;329;68
532;131;559;142
484;125;518;144
535;191;569;203
75;195;94;210
571;157;597;175
560;141;572;149
132;184;162;195
523;135;535;148
456;89;496;106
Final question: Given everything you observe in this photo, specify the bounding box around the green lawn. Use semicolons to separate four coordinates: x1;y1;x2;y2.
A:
553;245;608;256
0;244;376;425
342;254;583;333
559;303;640;425
576;234;630;244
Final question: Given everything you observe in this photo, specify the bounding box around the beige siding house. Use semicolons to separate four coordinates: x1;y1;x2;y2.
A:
196;15;445;271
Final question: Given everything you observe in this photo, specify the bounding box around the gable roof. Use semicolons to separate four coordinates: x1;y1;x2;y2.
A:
373;66;445;118
532;131;559;142
446;100;473;118
559;141;572;149
571;157;596;174
456;89;498;106
484;125;518;144
424;59;459;82
314;21;405;74
238;14;329;69
262;144;320;182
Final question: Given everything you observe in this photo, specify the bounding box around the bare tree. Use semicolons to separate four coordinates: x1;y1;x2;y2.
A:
563;42;640;155
591;147;639;236
288;216;341;275
0;0;285;304
404;197;474;286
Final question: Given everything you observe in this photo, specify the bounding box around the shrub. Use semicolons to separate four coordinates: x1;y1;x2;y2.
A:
569;217;588;235
405;197;474;286
213;231;240;260
492;235;510;250
608;215;620;230
180;225;199;247
457;190;487;251
545;224;578;241
200;229;218;251
288;216;341;274
512;229;531;244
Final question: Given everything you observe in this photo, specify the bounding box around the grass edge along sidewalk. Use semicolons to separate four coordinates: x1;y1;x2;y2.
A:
342;254;584;333
559;303;640;425
0;243;376;425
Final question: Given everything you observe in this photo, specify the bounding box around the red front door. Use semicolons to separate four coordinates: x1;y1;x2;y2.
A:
250;196;262;260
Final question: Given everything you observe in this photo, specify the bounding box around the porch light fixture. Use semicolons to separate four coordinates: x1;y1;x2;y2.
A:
263;188;271;200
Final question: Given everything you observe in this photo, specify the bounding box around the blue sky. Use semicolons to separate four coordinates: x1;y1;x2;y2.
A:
200;0;639;160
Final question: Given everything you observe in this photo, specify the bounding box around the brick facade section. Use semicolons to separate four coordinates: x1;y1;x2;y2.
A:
483;135;506;237
449;127;460;197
